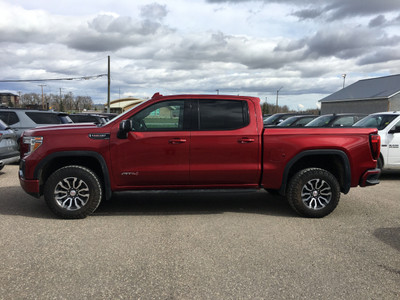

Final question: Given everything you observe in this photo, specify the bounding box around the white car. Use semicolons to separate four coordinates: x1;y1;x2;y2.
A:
354;112;400;170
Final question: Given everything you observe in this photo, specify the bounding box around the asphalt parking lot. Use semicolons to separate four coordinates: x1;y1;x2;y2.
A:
0;164;399;299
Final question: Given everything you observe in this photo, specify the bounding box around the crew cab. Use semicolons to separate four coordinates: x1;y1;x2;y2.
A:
354;111;400;170
19;93;381;219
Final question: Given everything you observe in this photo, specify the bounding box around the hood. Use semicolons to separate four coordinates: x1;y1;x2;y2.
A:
23;123;101;136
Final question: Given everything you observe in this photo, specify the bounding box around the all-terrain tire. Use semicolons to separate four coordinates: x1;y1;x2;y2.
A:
44;165;103;219
287;168;340;218
377;156;383;170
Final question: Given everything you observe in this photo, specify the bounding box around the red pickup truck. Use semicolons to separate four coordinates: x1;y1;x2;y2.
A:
19;93;381;219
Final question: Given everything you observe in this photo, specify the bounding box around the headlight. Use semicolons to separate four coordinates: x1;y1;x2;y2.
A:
22;136;43;156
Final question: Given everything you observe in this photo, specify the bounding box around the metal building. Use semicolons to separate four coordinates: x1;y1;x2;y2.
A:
320;74;400;114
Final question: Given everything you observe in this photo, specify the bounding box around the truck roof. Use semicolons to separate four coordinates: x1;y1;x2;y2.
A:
150;92;260;102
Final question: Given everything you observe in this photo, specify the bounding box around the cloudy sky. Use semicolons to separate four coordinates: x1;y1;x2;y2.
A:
1;0;400;109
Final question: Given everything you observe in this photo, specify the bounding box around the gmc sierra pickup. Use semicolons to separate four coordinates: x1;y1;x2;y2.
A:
19;93;381;219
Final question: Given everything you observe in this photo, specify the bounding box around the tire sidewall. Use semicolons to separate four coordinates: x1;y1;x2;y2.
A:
44;165;102;219
377;156;383;170
287;168;340;218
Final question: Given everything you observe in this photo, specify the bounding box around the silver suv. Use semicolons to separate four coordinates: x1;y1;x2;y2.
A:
0;119;19;171
0;108;72;138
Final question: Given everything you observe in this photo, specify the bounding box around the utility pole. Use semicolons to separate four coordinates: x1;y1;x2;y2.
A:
38;84;46;110
276;86;283;113
342;74;346;88
107;56;111;113
18;91;21;108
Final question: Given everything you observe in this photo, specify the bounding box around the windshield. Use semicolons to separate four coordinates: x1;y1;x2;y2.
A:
277;116;297;127
305;115;333;127
353;114;399;130
277;116;317;127
263;114;283;125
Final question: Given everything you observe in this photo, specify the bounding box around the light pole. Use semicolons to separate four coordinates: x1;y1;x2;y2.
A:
342;74;346;88
38;84;46;110
17;91;21;107
276;86;283;113
107;55;111;113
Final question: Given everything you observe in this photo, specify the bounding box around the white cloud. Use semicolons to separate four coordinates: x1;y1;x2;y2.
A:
1;0;400;109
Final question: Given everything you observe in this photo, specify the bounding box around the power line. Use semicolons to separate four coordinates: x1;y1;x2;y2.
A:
0;74;107;83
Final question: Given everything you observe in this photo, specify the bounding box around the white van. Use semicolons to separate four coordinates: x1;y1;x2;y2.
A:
354;112;400;170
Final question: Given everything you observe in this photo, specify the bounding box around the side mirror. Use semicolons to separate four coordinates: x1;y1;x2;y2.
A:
388;125;400;134
117;120;132;139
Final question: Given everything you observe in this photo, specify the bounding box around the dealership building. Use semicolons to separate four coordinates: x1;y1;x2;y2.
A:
319;74;400;114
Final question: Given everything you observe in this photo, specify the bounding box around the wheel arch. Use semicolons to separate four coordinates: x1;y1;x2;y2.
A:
34;151;112;200
279;150;351;196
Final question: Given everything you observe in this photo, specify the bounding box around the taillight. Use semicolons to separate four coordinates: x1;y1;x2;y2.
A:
369;134;380;160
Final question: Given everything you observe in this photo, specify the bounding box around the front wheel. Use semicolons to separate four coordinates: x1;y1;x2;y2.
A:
44;165;103;219
287;168;340;218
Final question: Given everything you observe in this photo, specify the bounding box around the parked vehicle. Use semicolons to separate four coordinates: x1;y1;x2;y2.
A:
98;113;118;120
263;113;302;126
19;93;380;219
305;113;366;127
277;115;318;127
353;111;400;170
69;113;109;125
0;108;72;138
0;119;19;171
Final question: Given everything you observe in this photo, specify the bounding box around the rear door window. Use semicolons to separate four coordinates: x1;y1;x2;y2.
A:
25;112;62;124
197;100;249;130
0;111;19;125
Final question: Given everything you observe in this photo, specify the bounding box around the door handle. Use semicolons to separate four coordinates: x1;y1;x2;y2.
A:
169;138;187;144
238;138;255;144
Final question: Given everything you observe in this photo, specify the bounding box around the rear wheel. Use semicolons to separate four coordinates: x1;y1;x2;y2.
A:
287;168;340;218
44;165;102;219
377;156;383;170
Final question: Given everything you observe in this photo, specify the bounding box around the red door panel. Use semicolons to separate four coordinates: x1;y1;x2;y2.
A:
111;131;190;187
189;99;261;187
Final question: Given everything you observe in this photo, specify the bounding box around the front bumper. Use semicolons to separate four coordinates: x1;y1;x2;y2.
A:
19;160;40;198
360;168;381;187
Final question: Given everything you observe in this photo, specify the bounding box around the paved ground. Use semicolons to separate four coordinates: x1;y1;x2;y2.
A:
0;164;399;299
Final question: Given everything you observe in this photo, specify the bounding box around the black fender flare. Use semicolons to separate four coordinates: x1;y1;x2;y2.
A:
278;149;351;195
34;151;112;201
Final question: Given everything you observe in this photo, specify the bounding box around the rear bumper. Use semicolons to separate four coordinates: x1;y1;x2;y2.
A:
360;168;381;187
